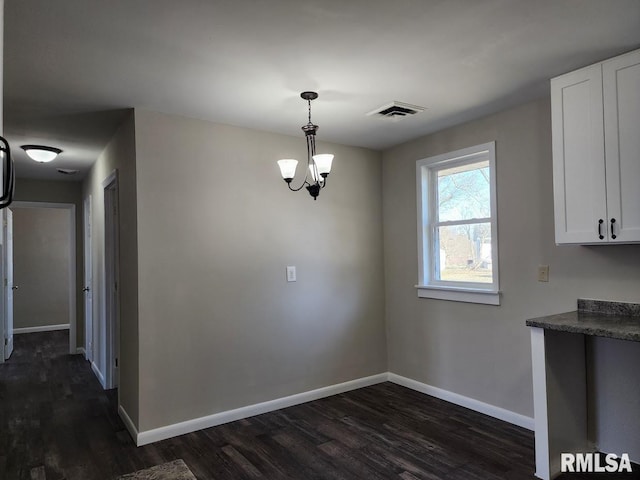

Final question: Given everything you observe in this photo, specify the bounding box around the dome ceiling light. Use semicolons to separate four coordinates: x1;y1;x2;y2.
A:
21;145;63;163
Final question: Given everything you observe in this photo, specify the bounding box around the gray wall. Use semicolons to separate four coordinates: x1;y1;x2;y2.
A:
382;98;640;454
82;111;139;424
14;180;83;345
133;109;387;431
12;207;71;329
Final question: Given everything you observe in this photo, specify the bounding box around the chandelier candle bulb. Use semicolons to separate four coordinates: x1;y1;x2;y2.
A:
308;164;322;183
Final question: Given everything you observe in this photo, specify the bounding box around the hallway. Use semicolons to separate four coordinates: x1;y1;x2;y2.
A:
0;331;130;479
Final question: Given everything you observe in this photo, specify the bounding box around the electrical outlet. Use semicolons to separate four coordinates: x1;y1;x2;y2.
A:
538;265;549;282
286;266;296;282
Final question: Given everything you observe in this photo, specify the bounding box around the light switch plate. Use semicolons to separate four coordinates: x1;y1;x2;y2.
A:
286;265;296;282
538;265;549;282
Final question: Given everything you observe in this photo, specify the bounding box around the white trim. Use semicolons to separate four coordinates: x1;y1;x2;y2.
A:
11;201;77;354
83;195;93;362
135;373;388;446
416;141;500;299
76;347;86;356
91;360;106;389
103;170;119;390
128;372;532;447
416;285;501;305
10;201;73;210
530;328;551;479
14;324;70;334
102;170;118;189
119;405;139;443
68;205;77;354
387;372;534;431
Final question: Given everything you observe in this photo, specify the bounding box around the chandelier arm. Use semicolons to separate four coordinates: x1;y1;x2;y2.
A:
287;179;310;192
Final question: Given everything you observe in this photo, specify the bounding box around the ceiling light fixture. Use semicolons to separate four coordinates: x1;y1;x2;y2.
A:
277;91;334;200
21;145;62;163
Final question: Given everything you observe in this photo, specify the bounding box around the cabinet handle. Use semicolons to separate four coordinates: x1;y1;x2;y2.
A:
611;218;617;240
598;219;604;239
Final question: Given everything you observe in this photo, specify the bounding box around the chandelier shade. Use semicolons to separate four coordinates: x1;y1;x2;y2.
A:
276;91;334;200
277;159;299;182
312;154;334;176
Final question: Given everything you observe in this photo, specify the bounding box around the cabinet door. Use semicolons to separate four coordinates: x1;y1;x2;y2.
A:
604;50;640;243
551;65;607;244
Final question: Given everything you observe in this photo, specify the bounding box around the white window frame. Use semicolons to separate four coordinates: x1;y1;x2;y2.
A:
416;141;500;305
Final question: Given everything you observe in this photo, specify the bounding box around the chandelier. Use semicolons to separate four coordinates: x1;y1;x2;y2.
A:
277;91;334;200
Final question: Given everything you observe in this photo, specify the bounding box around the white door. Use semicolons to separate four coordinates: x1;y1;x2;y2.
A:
603;49;640;243
551;64;608;244
4;208;14;359
83;196;93;361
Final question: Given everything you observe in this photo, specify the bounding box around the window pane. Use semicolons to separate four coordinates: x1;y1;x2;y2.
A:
435;222;492;284
437;161;490;222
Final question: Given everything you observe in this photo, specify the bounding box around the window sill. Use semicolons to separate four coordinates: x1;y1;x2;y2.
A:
415;285;501;305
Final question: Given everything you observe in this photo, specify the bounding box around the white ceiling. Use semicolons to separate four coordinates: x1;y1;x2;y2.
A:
4;0;640;180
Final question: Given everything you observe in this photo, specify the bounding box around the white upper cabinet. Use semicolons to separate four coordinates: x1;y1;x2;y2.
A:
551;49;640;244
551;65;606;244
603;51;640;243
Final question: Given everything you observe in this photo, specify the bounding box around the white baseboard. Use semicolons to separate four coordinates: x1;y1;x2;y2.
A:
76;347;86;356
130;371;532;447
91;361;106;389
119;405;139;443
13;324;70;334
136;373;388;446
388;372;534;431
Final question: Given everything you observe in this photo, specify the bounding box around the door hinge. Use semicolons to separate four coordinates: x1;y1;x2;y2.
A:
4;278;7;287
4;338;7;346
115;357;118;368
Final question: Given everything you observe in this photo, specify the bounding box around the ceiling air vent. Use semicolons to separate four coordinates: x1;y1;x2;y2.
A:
57;168;79;176
367;101;426;120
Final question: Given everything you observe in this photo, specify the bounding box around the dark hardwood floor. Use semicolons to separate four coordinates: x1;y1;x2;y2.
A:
3;330;624;480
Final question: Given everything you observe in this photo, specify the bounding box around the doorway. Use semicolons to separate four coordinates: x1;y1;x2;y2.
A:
103;172;120;389
9;202;76;354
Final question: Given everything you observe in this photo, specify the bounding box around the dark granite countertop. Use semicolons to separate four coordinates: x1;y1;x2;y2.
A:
526;299;640;342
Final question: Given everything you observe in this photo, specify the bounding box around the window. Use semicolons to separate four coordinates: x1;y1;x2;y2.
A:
416;142;499;305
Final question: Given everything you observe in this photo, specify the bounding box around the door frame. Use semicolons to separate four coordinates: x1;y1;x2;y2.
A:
11;201;77;354
3;208;14;360
103;171;120;389
0;209;7;362
83;195;93;362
